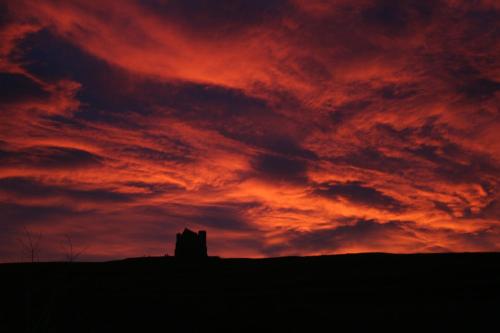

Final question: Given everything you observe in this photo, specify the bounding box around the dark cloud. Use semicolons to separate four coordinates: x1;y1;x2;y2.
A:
449;227;500;251
372;123;419;145
136;201;260;232
155;84;316;160
335;147;412;174
409;143;500;184
19;29;120;86
433;201;454;216
458;77;500;101
18;28;299;142
0;202;78;226
292;220;407;250
0;177;136;203
329;100;372;125
428;55;500;103
376;83;419;100
461;6;500;40
0;2;9;28
253;153;308;183
124;181;184;195
478;199;500;220
0;146;102;169
266;219;500;256
361;0;436;35
314;181;405;211
295;56;332;83
143;0;290;36
119;146;191;164
17;29;153;125
190;202;260;231
0;72;50;105
264;219;419;255
249;135;317;160
159;82;270;123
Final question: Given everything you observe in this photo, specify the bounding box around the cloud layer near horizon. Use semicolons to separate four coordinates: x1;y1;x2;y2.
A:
0;0;499;261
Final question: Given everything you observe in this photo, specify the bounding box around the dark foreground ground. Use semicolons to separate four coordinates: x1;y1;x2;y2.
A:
1;253;499;332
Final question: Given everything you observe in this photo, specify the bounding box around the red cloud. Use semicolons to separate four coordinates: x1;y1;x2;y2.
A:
0;0;499;261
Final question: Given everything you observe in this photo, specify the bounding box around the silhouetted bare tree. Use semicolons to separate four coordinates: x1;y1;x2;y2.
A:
17;227;42;263
61;234;88;262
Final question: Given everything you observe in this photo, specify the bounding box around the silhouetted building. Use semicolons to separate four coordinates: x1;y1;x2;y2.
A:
175;228;207;258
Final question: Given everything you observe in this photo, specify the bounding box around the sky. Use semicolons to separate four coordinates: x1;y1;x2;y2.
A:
0;0;499;262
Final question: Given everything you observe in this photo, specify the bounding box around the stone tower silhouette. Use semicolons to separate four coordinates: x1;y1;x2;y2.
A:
175;228;208;258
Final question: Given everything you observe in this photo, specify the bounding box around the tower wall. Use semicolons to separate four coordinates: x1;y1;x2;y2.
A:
174;229;208;258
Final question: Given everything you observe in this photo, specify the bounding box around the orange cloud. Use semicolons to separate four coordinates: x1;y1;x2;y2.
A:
0;0;499;261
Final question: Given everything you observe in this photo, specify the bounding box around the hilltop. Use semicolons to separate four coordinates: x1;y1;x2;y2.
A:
1;253;499;332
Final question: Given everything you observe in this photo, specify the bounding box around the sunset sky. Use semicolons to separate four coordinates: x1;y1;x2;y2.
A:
1;0;499;261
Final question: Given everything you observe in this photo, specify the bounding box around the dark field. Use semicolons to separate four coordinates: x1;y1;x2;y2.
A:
1;253;499;332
